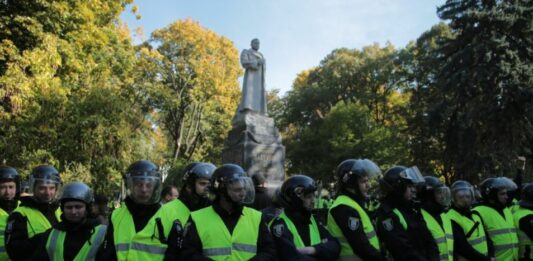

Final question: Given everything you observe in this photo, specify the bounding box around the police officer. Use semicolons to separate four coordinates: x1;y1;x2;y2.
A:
473;177;519;260
6;165;62;260
271;175;340;260
445;180;492;261
163;162;215;223
375;165;439;260
418;176;454;261
32;182;107;260
103;160;169;260
514;183;533;261
327;159;385;260
162;162;215;259
181;163;276;260
0;166;20;260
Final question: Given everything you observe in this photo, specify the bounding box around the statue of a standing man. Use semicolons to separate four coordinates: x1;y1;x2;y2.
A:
238;38;267;114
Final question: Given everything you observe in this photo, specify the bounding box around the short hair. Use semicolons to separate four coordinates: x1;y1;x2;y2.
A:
161;185;177;198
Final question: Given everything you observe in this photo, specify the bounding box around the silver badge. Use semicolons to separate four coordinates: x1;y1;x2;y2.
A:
349;217;360;231
382;218;394;231
273;224;284;237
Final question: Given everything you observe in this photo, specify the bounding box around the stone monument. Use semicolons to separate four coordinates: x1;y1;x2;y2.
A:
222;38;285;183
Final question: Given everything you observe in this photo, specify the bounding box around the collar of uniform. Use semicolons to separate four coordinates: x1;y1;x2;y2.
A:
212;199;243;218
178;191;211;212
124;196;160;217
284;208;311;225
19;196;59;213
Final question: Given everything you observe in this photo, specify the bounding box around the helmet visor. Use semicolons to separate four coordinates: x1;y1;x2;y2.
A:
360;159;381;179
451;186;474;207
402;166;425;185
497;177;517;191
126;176;162;205
434;186;451;207
226;176;255;205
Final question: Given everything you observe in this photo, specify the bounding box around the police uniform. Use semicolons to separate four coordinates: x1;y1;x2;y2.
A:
328;194;384;260
376;166;439;261
5;196;61;260
180;202;276;260
376;199;439;260
271;175;340;260
447;206;492;261
180;163;276;260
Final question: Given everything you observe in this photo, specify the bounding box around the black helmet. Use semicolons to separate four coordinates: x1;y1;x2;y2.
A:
60;182;94;205
380;165;424;197
450;180;475;207
0;166;21;198
211;164;254;205
418;176;451;207
124;160;162;205
182;162;216;187
280;175;317;210
336;159;381;190
0;166;20;181
479;177;513;203
520;183;533;208
29;165;61;194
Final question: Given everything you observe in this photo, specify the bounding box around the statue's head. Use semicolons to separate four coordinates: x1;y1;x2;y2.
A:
251;38;260;51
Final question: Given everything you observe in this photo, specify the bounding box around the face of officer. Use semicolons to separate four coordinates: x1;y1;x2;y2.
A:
301;193;315;211
0;181;16;201
227;181;246;203
358;175;371;197
403;184;416;201
63;200;87;223
454;189;473;209
34;182;57;203
132;180;155;204
195;178;210;197
496;188;508;206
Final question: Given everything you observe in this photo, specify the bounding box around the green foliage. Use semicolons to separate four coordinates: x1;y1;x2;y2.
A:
430;0;533;181
281;44;412;182
139;19;242;163
0;0;155;196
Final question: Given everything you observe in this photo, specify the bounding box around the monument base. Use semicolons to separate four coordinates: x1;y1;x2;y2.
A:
222;110;285;183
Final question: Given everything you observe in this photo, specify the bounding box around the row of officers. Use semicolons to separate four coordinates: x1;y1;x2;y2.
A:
0;159;530;260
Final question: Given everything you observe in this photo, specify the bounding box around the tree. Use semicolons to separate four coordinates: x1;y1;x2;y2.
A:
0;0;156;195
281;44;412;181
140;19;242;163
432;0;532;181
399;23;456;183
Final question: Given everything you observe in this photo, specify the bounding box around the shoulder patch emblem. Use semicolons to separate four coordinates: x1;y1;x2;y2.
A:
348;217;360;231
273;224;284;237
382;218;393;231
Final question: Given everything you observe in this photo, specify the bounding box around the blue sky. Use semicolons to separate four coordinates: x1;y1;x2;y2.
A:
121;0;445;95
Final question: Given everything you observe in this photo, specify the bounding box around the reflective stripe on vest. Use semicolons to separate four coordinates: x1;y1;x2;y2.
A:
111;205;169;261
191;206;261;261
327;195;380;261
445;208;488;258
277;212;321;247
46;224;107;261
513;207;533;259
473;206;519;261
421;209;454;261
13;205;61;238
